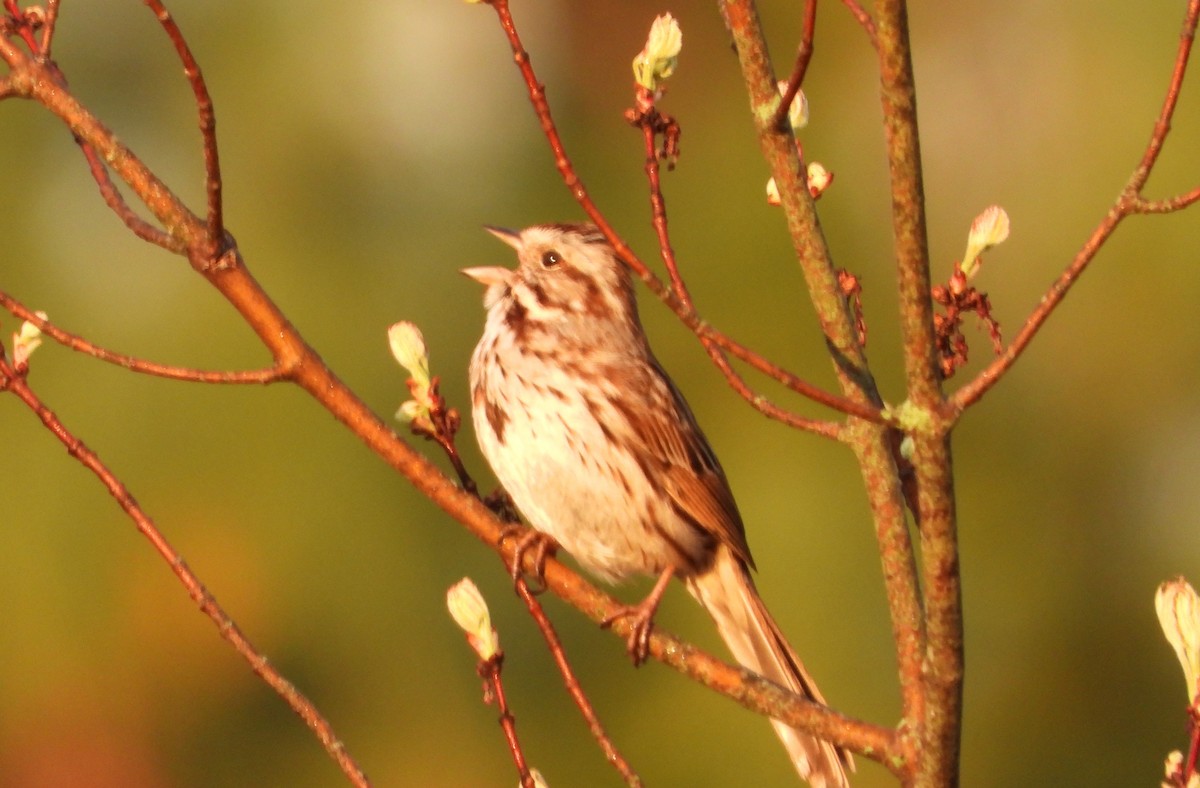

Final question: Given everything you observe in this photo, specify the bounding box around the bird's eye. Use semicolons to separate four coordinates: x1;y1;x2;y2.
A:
540;250;561;268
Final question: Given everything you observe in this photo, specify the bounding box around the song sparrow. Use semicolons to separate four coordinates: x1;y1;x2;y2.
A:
464;222;852;787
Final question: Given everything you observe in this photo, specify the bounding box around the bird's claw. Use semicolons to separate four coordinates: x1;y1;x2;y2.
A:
499;526;558;594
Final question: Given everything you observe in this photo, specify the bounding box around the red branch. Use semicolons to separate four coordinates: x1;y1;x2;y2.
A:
771;0;818;130
634;114;840;438
79;141;179;250
840;0;878;47
144;0;224;255
516;580;642;786
0;291;283;383
476;653;535;788
951;0;1200;413
0;358;368;787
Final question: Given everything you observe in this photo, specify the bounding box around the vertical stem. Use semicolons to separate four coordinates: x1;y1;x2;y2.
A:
875;0;962;784
720;0;870;397
911;433;960;787
721;1;928;774
875;0;938;405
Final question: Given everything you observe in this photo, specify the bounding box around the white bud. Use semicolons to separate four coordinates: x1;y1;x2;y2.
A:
388;321;430;387
12;311;47;368
632;13;682;91
765;177;781;206
527;769;550;788
1165;750;1184;780
776;80;809;129
960;205;1010;278
1156;577;1200;703
807;162;832;198
447;577;500;660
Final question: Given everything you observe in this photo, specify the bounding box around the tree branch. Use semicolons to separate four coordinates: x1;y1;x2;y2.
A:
770;0;818;131
0;358;368;787
516;579;642;786
144;0;224;255
951;0;1200;413
0;291;283;383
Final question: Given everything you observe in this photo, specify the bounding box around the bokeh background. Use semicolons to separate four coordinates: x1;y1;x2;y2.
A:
2;1;1198;786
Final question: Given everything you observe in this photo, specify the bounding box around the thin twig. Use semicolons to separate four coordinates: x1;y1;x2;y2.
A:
476;654;535;788
840;0;878;48
144;0;224;255
38;0;59;58
0;358;369;788
637;115;841;438
0;36;204;252
78;130;180;250
0;291;284;383
1128;186;1200;214
771;0;818;130
951;0;1200;413
516;579;642;787
640;120;693;311
2;0;38;52
0;3;171;250
1125;0;1199;195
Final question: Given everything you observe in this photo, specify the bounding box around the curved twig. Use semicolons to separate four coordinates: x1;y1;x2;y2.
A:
0;292;284;383
145;0;224;254
840;0;878;48
636;116;841;438
78;132;179;251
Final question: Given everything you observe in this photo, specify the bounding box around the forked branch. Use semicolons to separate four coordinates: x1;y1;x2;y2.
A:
950;0;1200;414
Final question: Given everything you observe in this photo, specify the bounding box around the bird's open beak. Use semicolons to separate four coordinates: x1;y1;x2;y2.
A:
461;265;513;288
463;225;522;290
483;225;522;251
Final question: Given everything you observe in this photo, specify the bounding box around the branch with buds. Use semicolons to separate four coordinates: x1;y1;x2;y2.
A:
446;578;536;788
930;205;1010;378
389;321;475;494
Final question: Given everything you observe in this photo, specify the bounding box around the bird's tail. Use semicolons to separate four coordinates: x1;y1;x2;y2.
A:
686;546;852;788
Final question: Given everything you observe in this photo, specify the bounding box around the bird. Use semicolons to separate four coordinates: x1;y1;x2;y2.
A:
463;221;851;786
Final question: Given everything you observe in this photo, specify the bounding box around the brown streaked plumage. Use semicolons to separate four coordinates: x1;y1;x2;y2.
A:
464;222;852;787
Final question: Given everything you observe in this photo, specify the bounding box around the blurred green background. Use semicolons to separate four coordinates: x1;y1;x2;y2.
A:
1;1;1198;786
